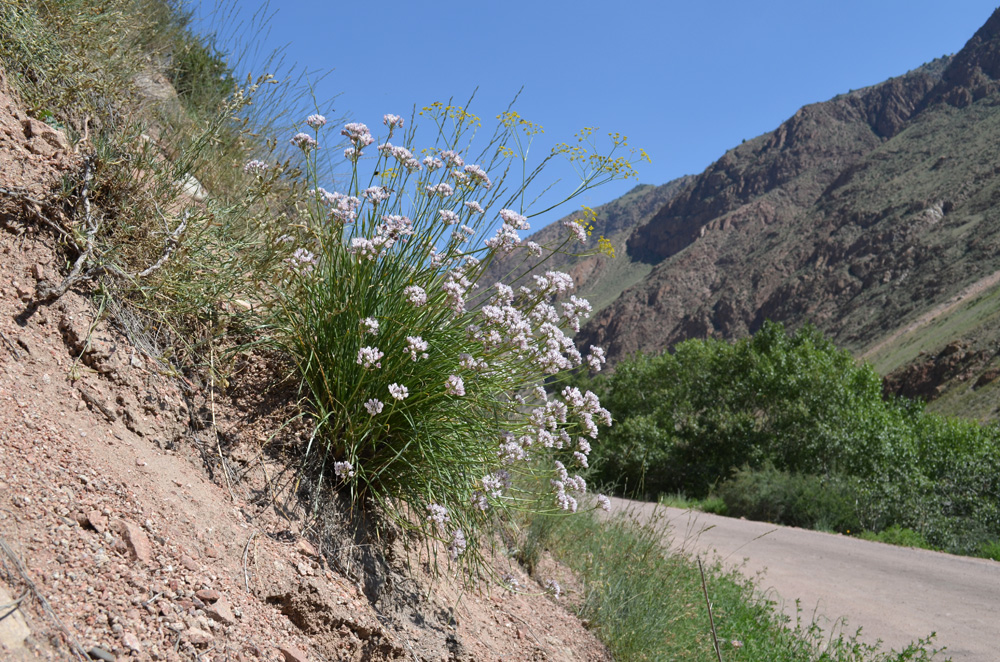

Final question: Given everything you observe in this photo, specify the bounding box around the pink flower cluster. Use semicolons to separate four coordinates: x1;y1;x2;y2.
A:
425;182;454;198
287;248;317;274
243;159;268;174
349;214;415;261
378;142;421;171
342;122;374;148
404;285;427;306
406;336;429;361
291;132;318;151
463;164;492;189
356;346;384;369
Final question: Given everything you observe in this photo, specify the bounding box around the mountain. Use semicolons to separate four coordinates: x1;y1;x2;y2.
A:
511;9;1000;420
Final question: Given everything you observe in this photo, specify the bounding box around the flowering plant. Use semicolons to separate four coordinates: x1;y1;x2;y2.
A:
266;106;646;568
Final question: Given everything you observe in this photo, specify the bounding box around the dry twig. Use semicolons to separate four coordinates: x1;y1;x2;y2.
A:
698;557;724;662
243;531;258;593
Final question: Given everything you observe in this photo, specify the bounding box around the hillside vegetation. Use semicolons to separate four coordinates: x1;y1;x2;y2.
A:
576;322;1000;559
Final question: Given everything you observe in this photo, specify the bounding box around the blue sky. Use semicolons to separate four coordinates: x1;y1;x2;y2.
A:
195;1;999;229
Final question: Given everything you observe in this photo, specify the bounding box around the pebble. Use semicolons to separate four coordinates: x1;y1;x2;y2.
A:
184;627;214;645
87;646;115;661
204;597;236;625
121;632;141;653
296;539;318;558
195;589;220;603
278;644;309;662
114;519;152;564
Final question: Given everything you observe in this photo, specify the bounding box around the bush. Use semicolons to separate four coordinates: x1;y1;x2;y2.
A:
716;464;860;533
587;322;893;498
978;540;1000;561
268;108;647;565
858;526;932;549
582;321;1000;556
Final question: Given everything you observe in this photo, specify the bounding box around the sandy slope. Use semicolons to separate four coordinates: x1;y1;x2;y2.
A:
609;497;1000;661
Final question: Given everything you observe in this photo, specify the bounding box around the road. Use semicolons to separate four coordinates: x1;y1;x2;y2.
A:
608;498;1000;661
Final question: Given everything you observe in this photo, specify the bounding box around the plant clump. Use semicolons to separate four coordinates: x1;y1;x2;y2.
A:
262;105;647;568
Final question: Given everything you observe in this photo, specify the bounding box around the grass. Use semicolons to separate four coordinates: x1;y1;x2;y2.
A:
659;492;729;515
522;508;946;661
857;526;933;550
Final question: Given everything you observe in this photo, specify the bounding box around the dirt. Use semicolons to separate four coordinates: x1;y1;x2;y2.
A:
609;499;1000;662
0;73;610;661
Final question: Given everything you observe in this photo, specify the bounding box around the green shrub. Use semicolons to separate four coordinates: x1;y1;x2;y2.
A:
858;526;932;549
587;322;900;498
716;464;860;533
977;540;1000;561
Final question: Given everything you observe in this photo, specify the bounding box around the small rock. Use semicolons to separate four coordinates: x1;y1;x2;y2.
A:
184;627;214;646
32;263;45;281
115;519;152;564
0;585;30;650
203;597;235;625
295;562;313;577
278;644;309;662
195;589;220;603
296;539;318;558
87;510;108;533
13;281;31;300
87;646;116;661
180;554;200;572
121;632;141;653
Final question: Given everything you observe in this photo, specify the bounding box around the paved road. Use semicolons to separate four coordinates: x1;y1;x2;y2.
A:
608;498;1000;661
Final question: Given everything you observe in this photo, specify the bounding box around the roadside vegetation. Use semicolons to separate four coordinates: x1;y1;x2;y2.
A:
519;508;944;661
578;322;1000;560
0;2;955;660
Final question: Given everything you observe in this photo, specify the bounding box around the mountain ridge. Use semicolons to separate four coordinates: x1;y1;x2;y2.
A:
504;8;1000;420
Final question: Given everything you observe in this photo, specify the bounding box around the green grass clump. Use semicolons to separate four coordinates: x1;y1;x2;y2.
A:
267;106;649;567
857;526;932;550
659;492;729;515
525;509;944;661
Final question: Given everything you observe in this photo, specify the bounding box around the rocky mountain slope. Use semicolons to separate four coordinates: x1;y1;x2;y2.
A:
514;9;1000;420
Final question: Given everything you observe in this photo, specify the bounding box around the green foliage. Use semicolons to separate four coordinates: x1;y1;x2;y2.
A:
977;540;1000;562
857;526;932;549
168;33;236;110
584;322;1000;556
717;464;860;533
588;322;889;497
528;509;944;661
